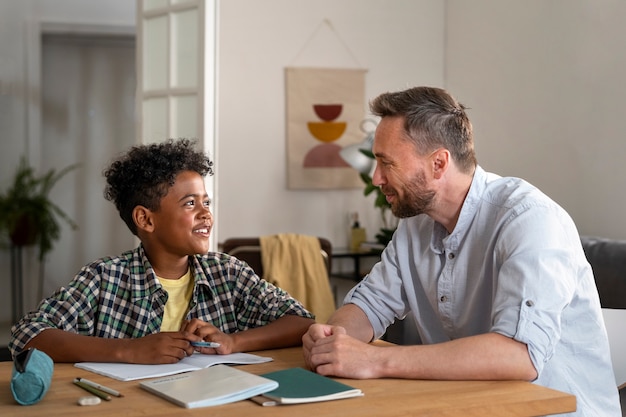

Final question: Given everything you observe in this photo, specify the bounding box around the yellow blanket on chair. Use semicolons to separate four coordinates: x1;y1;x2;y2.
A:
260;234;335;323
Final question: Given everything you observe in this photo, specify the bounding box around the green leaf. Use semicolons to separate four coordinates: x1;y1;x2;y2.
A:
359;149;375;159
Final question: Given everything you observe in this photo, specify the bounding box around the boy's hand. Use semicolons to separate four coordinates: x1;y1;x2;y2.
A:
180;319;235;354
124;332;196;364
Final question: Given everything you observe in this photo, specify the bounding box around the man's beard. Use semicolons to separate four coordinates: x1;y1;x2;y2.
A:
385;170;435;218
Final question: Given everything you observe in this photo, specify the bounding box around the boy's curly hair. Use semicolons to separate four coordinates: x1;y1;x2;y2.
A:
103;138;214;236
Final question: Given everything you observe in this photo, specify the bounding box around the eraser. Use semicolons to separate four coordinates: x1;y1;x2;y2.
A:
78;396;101;406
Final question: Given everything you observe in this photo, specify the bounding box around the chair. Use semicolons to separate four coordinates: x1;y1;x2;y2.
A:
221;236;332;277
221;235;335;322
580;236;626;415
0;347;11;362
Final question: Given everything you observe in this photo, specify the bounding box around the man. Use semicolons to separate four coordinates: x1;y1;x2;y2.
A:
303;87;620;415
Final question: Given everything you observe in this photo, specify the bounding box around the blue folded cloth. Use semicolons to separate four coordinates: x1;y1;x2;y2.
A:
11;348;54;405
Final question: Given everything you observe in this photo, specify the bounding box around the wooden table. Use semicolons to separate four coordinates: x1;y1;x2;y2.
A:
0;346;576;416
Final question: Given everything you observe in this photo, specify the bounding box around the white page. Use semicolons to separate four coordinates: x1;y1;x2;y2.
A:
74;352;273;381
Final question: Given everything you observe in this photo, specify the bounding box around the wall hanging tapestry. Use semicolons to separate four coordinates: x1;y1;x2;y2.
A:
285;67;366;189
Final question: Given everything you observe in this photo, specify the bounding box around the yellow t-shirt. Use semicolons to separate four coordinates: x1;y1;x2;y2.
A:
157;269;194;332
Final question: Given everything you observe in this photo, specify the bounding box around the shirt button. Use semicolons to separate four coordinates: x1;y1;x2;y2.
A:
448;253;455;260
526;300;534;307
440;295;448;302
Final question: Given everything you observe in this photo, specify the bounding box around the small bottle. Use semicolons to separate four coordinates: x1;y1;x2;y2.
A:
349;212;366;252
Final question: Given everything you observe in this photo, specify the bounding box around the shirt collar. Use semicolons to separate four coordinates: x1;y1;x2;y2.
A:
131;246;217;301
429;165;487;253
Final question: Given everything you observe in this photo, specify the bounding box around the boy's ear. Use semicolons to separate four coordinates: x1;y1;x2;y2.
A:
133;206;155;233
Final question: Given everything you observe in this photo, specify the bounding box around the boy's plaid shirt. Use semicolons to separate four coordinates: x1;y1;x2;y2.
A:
9;245;313;356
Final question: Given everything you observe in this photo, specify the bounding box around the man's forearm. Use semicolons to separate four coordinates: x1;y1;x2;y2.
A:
378;332;537;381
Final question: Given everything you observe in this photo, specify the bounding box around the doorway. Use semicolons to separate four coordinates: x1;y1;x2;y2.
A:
38;33;137;300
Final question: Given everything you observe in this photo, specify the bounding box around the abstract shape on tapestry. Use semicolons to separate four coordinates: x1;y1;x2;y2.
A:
303;104;349;168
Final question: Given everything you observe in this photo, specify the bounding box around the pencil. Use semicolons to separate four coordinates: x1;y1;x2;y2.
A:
75;377;123;397
73;379;112;401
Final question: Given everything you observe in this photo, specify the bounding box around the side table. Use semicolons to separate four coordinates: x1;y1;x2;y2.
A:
331;248;381;281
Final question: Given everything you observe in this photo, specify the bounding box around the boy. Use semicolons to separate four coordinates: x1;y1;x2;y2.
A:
10;139;314;364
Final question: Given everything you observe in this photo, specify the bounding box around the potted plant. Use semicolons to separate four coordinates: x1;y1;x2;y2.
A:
0;157;79;261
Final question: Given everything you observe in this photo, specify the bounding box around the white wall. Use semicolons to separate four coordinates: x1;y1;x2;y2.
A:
32;0;135;26
215;0;444;246
0;1;30;183
445;0;626;240
445;0;626;385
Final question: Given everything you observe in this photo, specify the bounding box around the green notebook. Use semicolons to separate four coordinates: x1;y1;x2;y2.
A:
252;367;363;405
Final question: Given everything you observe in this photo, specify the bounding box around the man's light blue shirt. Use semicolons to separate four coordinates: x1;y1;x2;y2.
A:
345;166;620;416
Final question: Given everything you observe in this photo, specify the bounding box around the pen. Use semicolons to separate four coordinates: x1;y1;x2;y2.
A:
75;377;123;397
73;379;112;401
190;341;221;348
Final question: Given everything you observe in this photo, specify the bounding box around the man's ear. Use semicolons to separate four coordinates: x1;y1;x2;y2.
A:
431;148;450;179
133;206;154;233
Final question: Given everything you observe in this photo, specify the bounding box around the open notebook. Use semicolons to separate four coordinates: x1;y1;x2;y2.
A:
75;352;272;381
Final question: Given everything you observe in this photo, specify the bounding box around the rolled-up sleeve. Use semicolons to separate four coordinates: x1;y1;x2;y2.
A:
344;242;412;340
510;298;561;377
490;217;578;378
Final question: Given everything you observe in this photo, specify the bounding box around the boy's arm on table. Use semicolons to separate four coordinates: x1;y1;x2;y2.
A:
231;314;315;352
24;328;198;363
